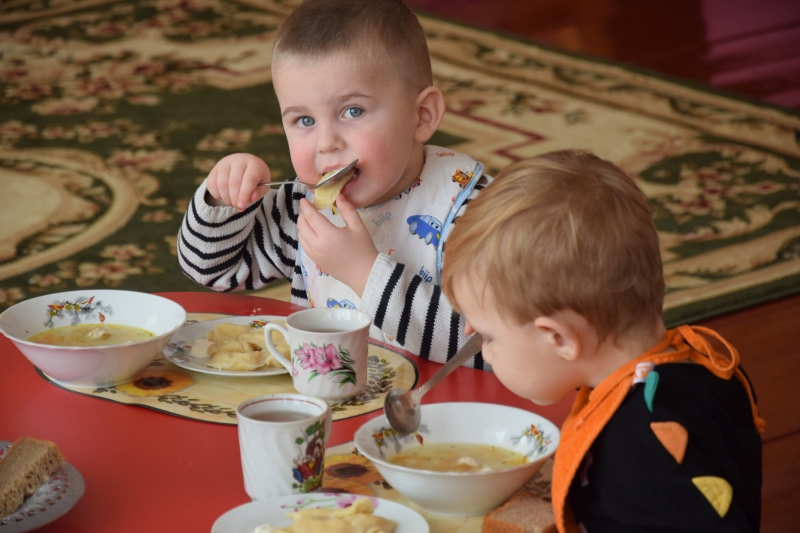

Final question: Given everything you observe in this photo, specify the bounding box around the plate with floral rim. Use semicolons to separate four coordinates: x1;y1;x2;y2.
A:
162;315;289;378
0;441;85;533
211;493;429;533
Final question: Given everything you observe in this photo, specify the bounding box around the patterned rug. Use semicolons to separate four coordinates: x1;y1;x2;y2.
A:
1;0;799;326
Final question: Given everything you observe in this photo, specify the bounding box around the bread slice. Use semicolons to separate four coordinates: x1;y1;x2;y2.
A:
482;489;557;533
0;437;65;518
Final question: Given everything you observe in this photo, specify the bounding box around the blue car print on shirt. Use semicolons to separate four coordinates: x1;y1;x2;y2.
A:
407;215;442;247
327;298;356;309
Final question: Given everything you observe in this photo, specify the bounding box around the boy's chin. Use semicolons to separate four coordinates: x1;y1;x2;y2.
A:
339;191;367;210
528;396;561;407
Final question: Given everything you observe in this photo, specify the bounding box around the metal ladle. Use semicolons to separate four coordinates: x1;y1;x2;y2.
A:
257;159;358;189
383;334;483;435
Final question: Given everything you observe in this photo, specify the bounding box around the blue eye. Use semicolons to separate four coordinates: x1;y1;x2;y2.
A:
344;107;363;118
298;116;315;127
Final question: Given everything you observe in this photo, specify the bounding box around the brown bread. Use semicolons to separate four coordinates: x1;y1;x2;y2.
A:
482;489;557;533
0;437;65;518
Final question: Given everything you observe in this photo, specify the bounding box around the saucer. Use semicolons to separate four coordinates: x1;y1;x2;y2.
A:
163;315;289;377
0;441;85;533
211;493;429;533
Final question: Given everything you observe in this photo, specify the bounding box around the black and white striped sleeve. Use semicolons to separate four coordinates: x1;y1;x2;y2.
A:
177;181;306;295
360;175;492;369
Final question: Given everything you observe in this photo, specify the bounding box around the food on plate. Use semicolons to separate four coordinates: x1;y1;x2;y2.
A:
254;498;396;533
312;166;357;210
481;489;556;533
388;442;528;473
190;321;289;371
0;437;65;518
29;323;155;347
189;338;215;357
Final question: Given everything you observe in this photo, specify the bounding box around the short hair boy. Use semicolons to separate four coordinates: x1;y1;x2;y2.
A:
441;150;765;532
179;0;490;365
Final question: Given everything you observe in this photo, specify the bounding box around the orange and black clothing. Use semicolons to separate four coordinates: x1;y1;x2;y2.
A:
552;326;765;532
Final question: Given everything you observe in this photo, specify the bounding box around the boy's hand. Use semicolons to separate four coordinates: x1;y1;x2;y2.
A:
206;153;270;211
298;195;378;297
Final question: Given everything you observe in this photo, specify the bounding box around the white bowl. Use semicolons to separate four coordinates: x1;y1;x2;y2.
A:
0;290;186;388
354;402;560;516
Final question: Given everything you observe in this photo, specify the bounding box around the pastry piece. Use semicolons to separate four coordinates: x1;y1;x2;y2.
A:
482;489;556;533
206;349;267;371
312;166;356;210
195;321;289;371
272;498;396;532
189;338;215;358
0;437;65;518
206;323;251;344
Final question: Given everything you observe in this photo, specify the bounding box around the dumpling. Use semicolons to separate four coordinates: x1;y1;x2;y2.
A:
205;350;266;371
205;323;251;343
312;167;356;210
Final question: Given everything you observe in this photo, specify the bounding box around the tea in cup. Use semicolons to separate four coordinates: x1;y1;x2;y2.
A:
264;308;371;402
236;393;332;499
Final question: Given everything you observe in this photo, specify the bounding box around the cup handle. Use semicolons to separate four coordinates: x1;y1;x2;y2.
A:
324;406;333;446
263;323;292;372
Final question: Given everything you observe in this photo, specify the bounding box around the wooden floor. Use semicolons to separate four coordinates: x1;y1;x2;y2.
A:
404;1;800;531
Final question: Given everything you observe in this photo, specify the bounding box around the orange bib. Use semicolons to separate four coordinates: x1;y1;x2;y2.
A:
551;325;765;533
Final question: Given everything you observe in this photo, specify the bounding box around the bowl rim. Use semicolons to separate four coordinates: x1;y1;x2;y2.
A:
0;289;187;350
354;401;560;477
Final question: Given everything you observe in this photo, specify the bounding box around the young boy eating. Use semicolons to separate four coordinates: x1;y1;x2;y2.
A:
179;0;490;366
441;150;765;532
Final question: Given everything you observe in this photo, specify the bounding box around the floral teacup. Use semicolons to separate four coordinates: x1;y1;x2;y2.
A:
264;308;371;402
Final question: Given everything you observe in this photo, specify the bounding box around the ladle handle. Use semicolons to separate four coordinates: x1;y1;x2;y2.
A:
417;334;482;397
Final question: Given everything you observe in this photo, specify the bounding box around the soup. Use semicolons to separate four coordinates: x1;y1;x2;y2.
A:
29;323;155;347
388;442;528;473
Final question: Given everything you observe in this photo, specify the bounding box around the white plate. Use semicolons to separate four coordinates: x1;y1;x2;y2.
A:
211;494;429;533
163;315;289;377
0;440;85;532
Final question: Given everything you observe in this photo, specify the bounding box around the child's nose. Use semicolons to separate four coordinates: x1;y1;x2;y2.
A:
317;123;345;153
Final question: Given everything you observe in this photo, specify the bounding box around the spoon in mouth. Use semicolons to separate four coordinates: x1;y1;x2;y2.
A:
257;159;359;189
383;334;483;436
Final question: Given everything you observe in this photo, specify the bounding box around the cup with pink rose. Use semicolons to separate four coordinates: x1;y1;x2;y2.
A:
264;308;372;402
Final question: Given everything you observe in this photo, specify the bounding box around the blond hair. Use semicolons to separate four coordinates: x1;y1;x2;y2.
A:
441;150;665;341
273;0;432;93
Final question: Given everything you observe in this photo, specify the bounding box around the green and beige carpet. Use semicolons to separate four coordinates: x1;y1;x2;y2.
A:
1;0;799;326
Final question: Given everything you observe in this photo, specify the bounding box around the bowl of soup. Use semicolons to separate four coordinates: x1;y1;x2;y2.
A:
0;290;186;388
354;402;560;516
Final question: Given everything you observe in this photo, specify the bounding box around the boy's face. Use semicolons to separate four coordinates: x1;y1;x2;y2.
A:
453;276;581;406
273;55;422;208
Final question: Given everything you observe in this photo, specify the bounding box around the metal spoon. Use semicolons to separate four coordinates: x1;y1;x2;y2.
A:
257;159;358;189
384;334;483;436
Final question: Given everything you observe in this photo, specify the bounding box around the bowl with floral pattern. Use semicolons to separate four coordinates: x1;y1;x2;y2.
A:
0;290;186;388
354;402;560;516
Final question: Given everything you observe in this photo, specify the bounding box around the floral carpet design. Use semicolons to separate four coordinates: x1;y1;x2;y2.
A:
1;0;799;325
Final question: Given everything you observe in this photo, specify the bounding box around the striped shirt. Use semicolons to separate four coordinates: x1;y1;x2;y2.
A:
178;175;490;369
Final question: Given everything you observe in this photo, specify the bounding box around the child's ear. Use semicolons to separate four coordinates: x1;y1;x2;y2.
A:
533;316;581;362
414;86;446;143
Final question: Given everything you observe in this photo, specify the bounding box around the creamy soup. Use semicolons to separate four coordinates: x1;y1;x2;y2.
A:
29;323;155;347
388;442;528;473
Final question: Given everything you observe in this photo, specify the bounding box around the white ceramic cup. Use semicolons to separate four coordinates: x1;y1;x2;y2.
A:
264;308;371;402
236;394;332;500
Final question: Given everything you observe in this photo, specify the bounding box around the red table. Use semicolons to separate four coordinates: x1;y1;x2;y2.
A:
1;292;574;533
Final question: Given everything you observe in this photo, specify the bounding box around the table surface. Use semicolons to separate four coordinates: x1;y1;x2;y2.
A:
1;291;575;533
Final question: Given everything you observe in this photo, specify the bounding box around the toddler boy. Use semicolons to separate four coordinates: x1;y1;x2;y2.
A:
441;150;764;532
179;0;490;365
